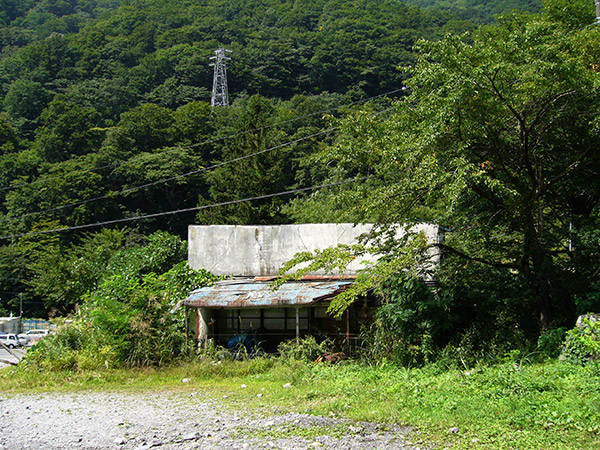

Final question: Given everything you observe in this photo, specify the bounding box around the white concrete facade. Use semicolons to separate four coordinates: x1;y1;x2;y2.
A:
188;223;440;277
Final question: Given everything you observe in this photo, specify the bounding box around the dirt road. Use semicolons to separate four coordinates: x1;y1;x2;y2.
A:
0;391;427;450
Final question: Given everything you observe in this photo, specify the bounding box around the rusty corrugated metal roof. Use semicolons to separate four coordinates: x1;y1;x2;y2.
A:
184;279;352;308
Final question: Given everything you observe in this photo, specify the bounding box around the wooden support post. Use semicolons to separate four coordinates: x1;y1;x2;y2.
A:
195;308;201;345
346;309;350;345
185;307;189;347
295;307;300;344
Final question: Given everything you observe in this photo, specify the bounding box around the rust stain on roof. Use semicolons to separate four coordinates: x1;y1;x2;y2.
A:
184;279;353;309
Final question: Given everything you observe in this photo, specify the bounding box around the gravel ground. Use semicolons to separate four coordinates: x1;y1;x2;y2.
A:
0;391;429;450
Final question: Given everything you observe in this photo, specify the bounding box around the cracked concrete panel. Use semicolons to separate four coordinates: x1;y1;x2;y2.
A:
188;224;439;277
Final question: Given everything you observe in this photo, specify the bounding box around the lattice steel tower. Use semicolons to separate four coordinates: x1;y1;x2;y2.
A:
210;48;232;107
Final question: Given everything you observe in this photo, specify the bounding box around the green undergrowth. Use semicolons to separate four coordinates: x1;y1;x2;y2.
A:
1;358;599;449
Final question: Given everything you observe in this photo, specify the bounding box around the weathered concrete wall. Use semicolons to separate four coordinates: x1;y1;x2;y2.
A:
188;223;439;277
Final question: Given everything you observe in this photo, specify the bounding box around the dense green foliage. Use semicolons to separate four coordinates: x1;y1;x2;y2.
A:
0;0;488;316
407;0;541;23
562;318;600;368
285;0;600;355
24;230;216;369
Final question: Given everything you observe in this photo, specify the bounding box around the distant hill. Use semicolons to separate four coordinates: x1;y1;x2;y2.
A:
0;0;541;113
405;0;541;23
0;0;478;124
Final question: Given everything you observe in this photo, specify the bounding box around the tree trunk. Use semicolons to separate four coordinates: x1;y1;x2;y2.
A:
521;196;553;328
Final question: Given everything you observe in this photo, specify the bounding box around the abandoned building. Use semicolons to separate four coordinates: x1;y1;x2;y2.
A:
183;223;439;352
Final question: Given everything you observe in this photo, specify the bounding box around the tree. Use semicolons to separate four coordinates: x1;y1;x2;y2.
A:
290;0;600;331
0;0;34;26
0;113;19;155
3;78;49;135
29;228;128;314
112;103;180;153
34;99;105;162
0;221;63;317
173;100;212;144
197;95;294;225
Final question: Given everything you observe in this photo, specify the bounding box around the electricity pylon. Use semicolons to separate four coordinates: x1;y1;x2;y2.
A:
210;48;232;107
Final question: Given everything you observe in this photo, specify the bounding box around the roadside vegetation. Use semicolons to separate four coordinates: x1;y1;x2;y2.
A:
11;229;217;370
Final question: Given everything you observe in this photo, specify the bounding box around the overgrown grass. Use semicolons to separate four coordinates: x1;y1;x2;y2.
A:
1;357;598;449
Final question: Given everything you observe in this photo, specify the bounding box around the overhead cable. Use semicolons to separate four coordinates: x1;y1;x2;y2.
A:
7;127;337;221
0;175;376;241
0;88;404;193
7;102;399;222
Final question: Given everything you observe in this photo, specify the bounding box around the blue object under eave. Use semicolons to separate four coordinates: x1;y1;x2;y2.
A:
183;279;353;309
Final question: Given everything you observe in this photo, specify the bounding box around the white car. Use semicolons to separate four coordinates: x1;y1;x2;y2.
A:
0;333;25;349
18;329;49;344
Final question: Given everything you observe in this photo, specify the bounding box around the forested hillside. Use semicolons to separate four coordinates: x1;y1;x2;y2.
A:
0;0;491;316
406;0;540;22
4;0;597;371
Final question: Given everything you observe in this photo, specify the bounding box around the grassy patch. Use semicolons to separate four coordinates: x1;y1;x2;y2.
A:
1;358;599;449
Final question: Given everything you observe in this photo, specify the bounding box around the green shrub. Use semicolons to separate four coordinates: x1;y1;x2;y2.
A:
537;327;567;359
562;317;600;369
197;340;235;361
25;322;91;371
22;231;217;370
357;273;436;366
277;335;334;362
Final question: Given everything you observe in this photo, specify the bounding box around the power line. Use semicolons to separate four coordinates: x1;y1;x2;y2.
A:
6;101;400;223
0;88;404;194
0;175;376;241
7;127;338;222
